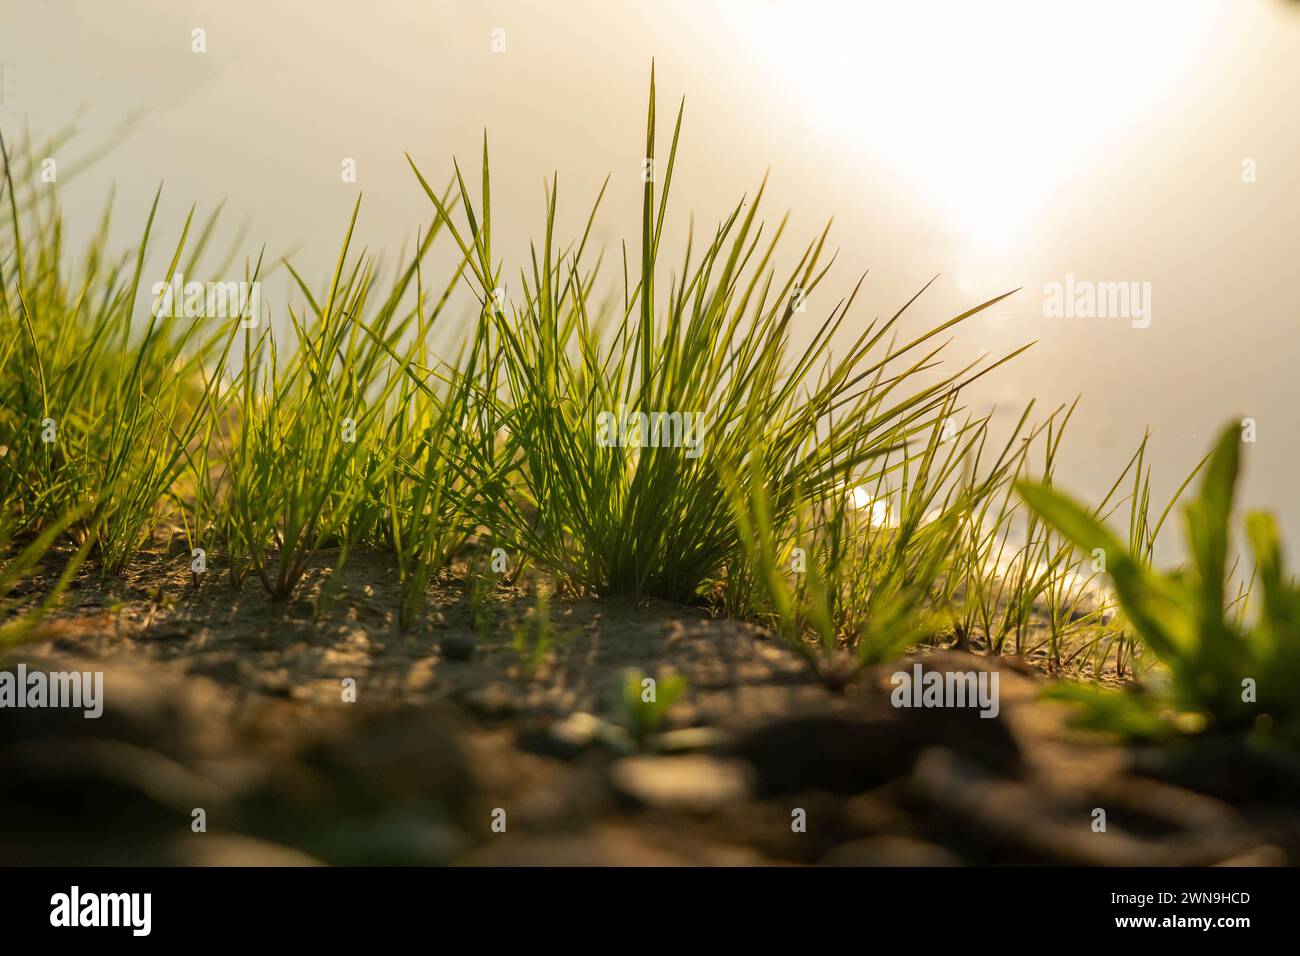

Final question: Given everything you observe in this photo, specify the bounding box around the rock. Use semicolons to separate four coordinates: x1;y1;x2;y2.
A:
1088;775;1243;833
647;726;734;755
457;685;518;719
440;631;476;662
732;716;916;795
1134;736;1300;806
609;755;754;811
839;793;909;833
732;655;1023;797
909;747;1253;866
290;705;479;814
0;737;231;822
166;833;323;866
519;712;635;759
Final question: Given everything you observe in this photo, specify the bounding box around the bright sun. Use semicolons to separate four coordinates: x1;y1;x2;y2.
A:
722;0;1223;249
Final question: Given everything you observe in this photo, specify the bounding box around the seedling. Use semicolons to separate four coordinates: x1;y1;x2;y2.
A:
616;667;687;740
465;559;502;641
511;588;558;678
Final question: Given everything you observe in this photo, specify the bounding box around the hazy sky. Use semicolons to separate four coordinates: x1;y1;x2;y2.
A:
3;0;1298;555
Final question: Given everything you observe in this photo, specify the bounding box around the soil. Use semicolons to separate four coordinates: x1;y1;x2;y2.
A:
2;545;1297;866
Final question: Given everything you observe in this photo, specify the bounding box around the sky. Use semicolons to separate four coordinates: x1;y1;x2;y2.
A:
2;0;1298;557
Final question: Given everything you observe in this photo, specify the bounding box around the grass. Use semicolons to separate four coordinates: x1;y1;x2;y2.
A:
0;506;91;644
408;70;1027;603
1021;423;1298;745
216;199;424;601
727;404;962;686
510;587;561;678
616;667;687;740
2;72;1272;754
1;130;238;576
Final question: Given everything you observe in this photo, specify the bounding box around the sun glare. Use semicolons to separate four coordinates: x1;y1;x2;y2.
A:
726;0;1223;249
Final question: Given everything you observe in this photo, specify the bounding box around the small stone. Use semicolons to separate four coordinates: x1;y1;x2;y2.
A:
440;631;476;661
520;712;635;759
648;726;733;755
457;685;517;719
609;755;754;811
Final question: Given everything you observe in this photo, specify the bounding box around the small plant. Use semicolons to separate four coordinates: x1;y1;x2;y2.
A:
1019;423;1299;745
0;507;92;644
464;558;502;641
511;588;558;678
615;667;687;739
727;404;1001;688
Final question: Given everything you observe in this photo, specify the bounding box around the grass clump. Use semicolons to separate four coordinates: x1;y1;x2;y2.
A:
1;132;238;576
728;394;1041;686
410;70;1024;604
217;199;491;609
217;200;400;599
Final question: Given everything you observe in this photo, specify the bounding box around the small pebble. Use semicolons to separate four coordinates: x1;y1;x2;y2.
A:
440;631;476;661
609;755;755;811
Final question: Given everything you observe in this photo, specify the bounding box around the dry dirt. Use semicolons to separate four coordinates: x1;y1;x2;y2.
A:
2;546;1297;866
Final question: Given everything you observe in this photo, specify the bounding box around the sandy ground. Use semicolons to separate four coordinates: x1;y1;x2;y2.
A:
1;546;1297;866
